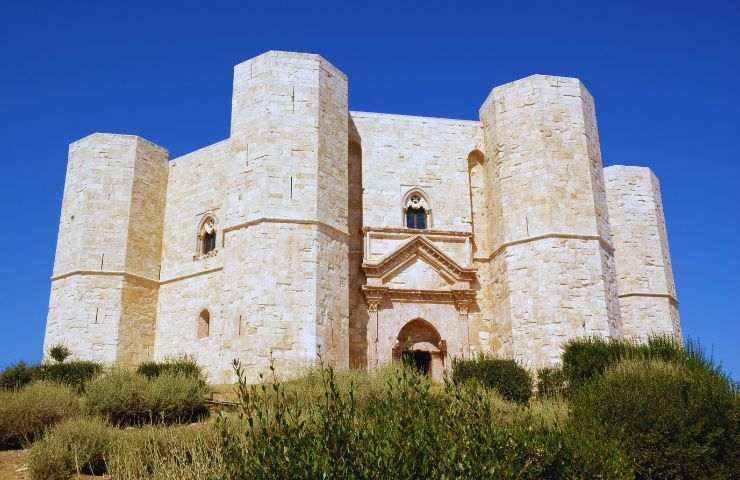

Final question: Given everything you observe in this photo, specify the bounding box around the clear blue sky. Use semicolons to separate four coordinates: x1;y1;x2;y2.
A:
1;1;737;378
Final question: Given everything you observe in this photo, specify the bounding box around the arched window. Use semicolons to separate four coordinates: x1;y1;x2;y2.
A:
197;215;217;255
403;190;430;230
197;309;210;338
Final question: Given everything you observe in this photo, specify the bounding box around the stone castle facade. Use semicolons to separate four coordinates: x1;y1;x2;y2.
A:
44;51;681;383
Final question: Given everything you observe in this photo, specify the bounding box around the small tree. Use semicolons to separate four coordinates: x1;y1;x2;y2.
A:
49;344;71;364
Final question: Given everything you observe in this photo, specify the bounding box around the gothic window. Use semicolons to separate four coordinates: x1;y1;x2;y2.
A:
197;309;210;338
198;216;217;255
404;191;430;230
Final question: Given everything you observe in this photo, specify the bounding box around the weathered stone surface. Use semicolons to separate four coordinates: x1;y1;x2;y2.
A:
604;166;681;342
44;51;681;382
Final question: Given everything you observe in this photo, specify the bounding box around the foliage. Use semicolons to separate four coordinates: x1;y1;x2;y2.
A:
0;361;35;390
48;344;71;364
561;335;712;391
536;366;567;398
28;417;222;480
86;369;208;426
143;373;209;423
85;369;149;425
0;382;80;448
136;356;205;384
33;360;103;392
451;355;532;403
218;360;632;479
106;423;223;480
28;417;113;480
571;359;739;479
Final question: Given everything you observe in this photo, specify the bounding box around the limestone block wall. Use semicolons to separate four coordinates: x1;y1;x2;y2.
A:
480;75;622;368
604;166;680;341
349;112;480;232
152;140;229;380
45;134;169;365
155;271;225;382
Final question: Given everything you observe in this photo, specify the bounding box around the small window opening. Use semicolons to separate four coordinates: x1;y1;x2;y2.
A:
197;309;210;338
200;217;217;255
405;193;428;230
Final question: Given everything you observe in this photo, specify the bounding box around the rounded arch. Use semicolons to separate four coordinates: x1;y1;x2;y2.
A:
197;309;210;339
467;148;489;254
395;318;442;351
402;188;431;229
196;213;219;256
467;148;485;166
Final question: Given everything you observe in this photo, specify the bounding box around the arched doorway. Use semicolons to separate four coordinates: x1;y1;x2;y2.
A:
393;318;446;381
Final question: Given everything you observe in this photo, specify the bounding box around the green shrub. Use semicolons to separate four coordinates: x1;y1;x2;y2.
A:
571;359;739;479
452;356;532;403
561;335;712;391
0;382;81;448
536;366;567;398
0;361;36;390
86;369;149;426
218;360;631;479
48;344;71;364
144;373;209;423
86;369;208;426
137;356;204;383
33;360;102;392
28;417;113;480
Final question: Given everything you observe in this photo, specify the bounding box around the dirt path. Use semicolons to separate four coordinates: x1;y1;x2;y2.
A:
0;449;28;480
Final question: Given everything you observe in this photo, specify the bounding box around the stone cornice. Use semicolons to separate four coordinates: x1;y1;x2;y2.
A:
160;267;223;285
362;285;476;305
51;267;224;287
363;226;473;238
473;233;614;263
50;270;160;286
618;292;679;306
223;217;349;239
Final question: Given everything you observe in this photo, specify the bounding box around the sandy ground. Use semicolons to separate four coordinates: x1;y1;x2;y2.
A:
0;450;104;480
0;450;28;480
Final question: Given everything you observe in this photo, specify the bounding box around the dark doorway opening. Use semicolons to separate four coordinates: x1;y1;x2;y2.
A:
401;350;431;376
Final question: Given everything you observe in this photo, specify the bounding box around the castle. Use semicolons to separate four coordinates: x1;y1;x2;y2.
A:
44;51;681;383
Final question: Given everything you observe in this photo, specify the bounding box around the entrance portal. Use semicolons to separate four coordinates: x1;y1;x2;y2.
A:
394;318;446;381
401;350;431;375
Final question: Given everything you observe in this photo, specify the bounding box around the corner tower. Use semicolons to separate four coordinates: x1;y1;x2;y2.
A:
604;166;680;341
45;134;169;366
222;51;350;379
479;75;622;368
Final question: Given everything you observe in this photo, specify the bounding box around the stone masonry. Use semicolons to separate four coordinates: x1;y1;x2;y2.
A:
44;51;681;382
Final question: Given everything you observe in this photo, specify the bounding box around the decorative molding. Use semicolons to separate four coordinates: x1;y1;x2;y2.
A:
472;232;614;263
160;267;224;285
363;235;476;283
362;285;476;306
223;217;349;239
52;267;224;287
50;270;159;286
618;292;678;306
363;226;472;238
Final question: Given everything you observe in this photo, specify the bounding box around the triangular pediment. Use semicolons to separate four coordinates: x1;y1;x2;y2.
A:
363;235;476;286
385;254;453;290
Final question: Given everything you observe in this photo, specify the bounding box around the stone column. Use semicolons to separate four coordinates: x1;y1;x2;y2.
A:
454;297;472;359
